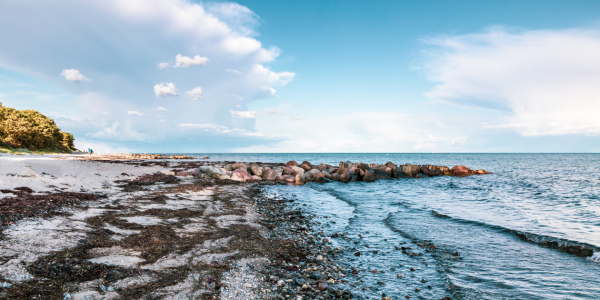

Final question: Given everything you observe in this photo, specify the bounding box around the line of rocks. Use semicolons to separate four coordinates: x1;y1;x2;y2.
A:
198;161;490;185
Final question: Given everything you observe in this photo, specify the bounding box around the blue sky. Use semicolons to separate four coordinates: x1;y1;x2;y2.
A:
1;0;599;152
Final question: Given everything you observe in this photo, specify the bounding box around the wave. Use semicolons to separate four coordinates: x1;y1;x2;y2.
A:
431;210;597;259
305;184;358;207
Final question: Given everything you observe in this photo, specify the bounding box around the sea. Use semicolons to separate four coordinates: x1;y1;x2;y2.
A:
185;153;600;299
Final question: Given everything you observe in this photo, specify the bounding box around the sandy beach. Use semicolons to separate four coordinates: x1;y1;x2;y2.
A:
0;154;354;300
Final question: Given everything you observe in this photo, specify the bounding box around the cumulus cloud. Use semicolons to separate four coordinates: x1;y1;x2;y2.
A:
174;54;209;68
60;68;89;83
230;110;258;118
127;111;143;116
155;106;167;111
154;82;178;97
423;28;600;136
185;87;203;100
0;0;294;151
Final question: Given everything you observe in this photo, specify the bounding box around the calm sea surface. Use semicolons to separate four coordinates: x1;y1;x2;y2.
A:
182;153;600;299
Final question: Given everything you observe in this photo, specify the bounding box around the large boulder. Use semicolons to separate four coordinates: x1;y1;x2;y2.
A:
249;164;263;176
473;169;490;175
373;166;389;180
231;169;253;182
400;164;419;177
385;161;397;169
198;166;229;180
300;163;312;172
262;168;277;180
232;162;247;171
284;175;295;183
305;169;321;180
295;174;305;185
419;166;436;177
252;175;262;181
285;161;299;168
363;170;377;182
282;166;295;175
291;166;305;175
224;164;233;172
451;165;472;176
313;163;329;171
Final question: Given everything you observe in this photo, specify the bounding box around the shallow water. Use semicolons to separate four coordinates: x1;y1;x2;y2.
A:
190;153;600;299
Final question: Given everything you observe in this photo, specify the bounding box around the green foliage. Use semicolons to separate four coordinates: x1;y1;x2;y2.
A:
0;103;76;152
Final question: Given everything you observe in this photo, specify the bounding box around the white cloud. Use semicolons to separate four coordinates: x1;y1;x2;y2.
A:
154;82;178;97
226;68;242;75
178;123;228;130
174;54;208;68
155;106;167;111
230;110;258;118
127;110;143;116
262;108;283;116
423;28;600;136
185;86;203;100
60;68;89;83
0;0;294;150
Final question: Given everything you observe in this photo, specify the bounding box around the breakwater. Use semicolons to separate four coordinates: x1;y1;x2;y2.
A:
198;160;489;185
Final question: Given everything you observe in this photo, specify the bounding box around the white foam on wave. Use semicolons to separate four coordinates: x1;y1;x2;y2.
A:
588;252;600;263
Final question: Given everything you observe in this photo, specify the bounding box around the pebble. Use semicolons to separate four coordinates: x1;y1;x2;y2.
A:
62;293;72;300
397;273;403;278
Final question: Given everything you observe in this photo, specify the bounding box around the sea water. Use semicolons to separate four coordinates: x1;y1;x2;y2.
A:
185;153;600;299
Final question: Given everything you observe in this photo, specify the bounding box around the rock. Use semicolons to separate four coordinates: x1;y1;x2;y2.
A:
314;163;328;171
291;166;305;175
336;165;347;175
363;170;377;182
295;174;305;185
191;169;199;177
285;161;299;167
354;251;361;256
309;272;321;280
232;162;247;171
401;164;419;177
300;163;312;172
249;163;262;176
176;171;191;177
252;175;262;181
224;164;233;171
285;175;295;183
273;167;284;177
262;168;277;180
317;282;327;291
451;165;472;176
397;273;403;278
161;171;176;176
473;169;490;175
231;169;253;182
419;166;435;176
305;169;320;179
282;166;295;175
198;166;229;180
62;293;72;299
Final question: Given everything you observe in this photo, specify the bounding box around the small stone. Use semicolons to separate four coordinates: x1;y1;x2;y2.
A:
397;273;403;278
277;280;285;286
421;278;427;283
316;255;324;261
354;251;361;256
371;270;378;274
323;238;329;243
62;293;72;300
243;283;253;288
410;268;416;271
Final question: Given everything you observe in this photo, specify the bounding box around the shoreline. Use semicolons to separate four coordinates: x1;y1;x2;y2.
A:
0;155;357;299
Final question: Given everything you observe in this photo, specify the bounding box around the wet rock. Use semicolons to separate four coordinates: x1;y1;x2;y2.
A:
473;169;490;175
224;164;233;171
176;171;191;176
252;175;262;181
231;169;253;182
401;164;420;177
198;166;229;180
363;170;377;182
231;162;247;171
295;174;305;185
285;175;296;183
282;166;295;175
451;165;472;176
309;272;321;280
262;168;278;180
249;163;263;176
419;166;436;177
285;161;299;167
300;161;313;171
291;166;305;175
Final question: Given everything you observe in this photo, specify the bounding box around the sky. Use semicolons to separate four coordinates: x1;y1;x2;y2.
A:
1;0;599;153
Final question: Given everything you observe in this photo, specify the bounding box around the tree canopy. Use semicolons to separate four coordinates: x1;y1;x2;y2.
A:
0;103;75;152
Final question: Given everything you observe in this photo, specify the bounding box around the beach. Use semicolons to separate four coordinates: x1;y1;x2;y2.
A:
0;154;355;300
